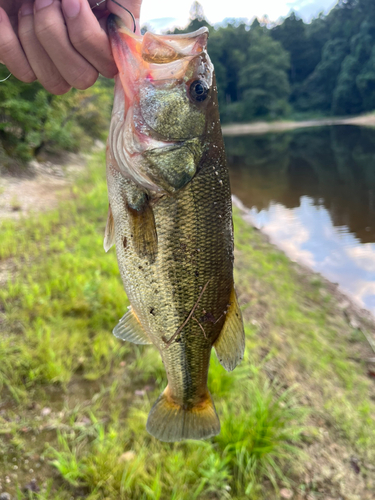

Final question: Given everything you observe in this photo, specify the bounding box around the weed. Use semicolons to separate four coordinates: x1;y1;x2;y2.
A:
216;380;307;498
1;152;375;498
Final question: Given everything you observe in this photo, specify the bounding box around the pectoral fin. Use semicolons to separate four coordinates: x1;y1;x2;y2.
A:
127;201;158;263
119;180;158;263
104;204;115;253
113;306;152;345
214;286;245;372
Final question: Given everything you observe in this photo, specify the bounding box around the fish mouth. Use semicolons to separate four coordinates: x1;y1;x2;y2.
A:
107;13;131;37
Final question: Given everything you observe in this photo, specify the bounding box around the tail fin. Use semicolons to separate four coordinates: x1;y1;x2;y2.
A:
146;387;220;442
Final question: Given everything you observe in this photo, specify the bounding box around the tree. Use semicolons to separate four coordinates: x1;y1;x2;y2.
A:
271;13;311;85
0;66;112;165
238;25;290;120
295;38;349;112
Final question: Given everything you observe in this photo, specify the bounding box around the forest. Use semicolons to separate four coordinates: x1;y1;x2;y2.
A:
178;0;375;122
1;0;375;164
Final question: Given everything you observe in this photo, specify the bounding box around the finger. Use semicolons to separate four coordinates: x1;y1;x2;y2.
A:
0;7;36;82
34;0;98;90
62;0;117;78
18;2;71;95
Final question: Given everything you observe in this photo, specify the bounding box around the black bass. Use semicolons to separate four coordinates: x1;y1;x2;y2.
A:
105;14;245;442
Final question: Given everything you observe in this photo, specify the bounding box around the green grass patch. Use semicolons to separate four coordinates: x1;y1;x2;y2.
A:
1;152;374;498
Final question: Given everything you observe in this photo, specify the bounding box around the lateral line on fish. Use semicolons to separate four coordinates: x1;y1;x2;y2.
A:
162;279;211;348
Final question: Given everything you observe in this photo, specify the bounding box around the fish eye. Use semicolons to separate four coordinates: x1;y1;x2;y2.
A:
189;80;209;102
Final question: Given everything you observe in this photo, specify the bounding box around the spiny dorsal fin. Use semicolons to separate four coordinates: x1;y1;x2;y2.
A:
104;204;115;253
113;306;152;345
213;285;245;372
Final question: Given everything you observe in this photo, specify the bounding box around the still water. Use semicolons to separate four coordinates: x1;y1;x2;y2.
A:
225;125;375;315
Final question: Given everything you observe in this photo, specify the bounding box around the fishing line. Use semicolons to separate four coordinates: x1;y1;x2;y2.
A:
0;73;11;83
91;0;107;8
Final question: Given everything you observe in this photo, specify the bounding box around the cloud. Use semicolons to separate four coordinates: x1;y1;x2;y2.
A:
346;245;375;273
140;0;337;30
246;196;375;316
249;203;316;267
348;279;375;310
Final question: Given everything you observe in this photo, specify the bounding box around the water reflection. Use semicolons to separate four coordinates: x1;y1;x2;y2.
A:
225;126;375;314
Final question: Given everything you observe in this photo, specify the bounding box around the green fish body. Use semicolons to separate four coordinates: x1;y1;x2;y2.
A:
105;15;244;442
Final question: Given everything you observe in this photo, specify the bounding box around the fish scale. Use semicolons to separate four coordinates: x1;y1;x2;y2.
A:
105;15;245;442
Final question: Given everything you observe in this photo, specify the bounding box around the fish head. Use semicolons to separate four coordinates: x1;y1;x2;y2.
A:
108;15;216;193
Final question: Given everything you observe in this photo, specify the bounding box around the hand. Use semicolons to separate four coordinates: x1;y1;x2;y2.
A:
0;0;142;94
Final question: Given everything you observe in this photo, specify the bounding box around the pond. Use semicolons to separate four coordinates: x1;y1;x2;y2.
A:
225;125;375;315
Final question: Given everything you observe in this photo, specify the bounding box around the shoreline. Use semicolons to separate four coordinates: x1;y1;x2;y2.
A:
222;113;375;135
232;194;375;330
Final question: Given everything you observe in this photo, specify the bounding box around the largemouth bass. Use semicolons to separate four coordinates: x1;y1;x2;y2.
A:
105;14;245;442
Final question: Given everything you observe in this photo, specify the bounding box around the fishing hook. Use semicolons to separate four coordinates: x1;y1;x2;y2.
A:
92;0;136;33
110;0;137;33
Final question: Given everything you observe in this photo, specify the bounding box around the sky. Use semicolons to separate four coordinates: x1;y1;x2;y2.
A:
140;0;338;32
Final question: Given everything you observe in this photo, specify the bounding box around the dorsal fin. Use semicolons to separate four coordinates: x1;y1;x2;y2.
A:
113;306;152;345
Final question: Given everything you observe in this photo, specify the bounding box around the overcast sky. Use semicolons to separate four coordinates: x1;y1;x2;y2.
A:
141;0;337;32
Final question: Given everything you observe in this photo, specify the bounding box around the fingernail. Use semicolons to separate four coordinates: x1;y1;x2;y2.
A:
20;3;34;16
34;0;53;11
62;0;81;18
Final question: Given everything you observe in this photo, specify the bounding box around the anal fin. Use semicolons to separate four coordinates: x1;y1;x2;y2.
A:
113;306;152;345
214;285;245;372
104;204;115;253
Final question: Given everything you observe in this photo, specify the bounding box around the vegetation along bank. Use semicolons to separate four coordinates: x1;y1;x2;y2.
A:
1;153;375;499
2;0;375;168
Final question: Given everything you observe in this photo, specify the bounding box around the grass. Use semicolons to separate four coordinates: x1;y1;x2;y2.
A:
1;151;375;499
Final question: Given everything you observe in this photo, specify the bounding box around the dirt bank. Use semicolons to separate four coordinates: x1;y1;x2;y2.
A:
0;154;88;222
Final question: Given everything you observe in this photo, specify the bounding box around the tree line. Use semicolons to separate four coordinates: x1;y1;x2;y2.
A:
176;0;375;122
1;0;375;164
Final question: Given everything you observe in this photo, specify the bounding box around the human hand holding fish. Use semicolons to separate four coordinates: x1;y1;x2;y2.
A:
0;0;141;93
